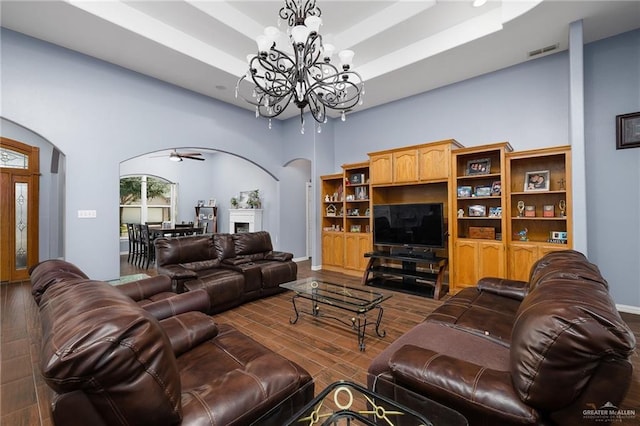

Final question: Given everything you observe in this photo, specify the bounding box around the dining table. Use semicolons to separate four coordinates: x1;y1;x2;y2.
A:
148;226;204;238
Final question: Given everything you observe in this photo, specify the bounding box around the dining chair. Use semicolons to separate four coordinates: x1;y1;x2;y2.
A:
126;223;136;263
132;224;145;267
139;224;155;269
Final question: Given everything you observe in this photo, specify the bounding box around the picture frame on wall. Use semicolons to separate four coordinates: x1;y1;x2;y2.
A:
466;158;491;176
616;111;640;149
524;170;550;191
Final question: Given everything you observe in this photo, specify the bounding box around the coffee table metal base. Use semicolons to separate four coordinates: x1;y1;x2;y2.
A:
289;294;386;351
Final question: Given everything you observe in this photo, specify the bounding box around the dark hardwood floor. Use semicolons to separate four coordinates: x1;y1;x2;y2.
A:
2;257;639;425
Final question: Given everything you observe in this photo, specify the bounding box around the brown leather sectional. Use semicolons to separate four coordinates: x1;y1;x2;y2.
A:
29;259;313;425
155;231;297;314
368;250;636;425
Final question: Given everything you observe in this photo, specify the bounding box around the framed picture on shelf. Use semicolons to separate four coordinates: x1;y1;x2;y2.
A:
468;205;486;217
466;158;491;176
488;206;502;217
491;181;501;196
355;186;368;200
474;185;492;197
524;170;550;191
197;200;205;207
616;111;640;150
457;186;472;198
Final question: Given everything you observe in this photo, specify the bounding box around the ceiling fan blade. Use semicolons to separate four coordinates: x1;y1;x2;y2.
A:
177;152;202;156
181;155;205;161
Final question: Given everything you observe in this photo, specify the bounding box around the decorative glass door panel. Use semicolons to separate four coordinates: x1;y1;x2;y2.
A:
0;138;39;282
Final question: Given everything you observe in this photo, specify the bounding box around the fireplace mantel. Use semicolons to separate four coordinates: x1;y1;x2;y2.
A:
229;209;263;234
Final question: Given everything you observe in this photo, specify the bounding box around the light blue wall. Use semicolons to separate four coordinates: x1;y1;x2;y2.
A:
1;29;298;280
335;51;569;163
584;29;640;307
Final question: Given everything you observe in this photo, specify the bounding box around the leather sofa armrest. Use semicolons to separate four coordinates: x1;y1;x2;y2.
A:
265;251;293;261
159;311;218;357
389;345;539;425
141;289;211;320
476;277;529;300
117;275;172;301
222;257;253;266
157;265;199;280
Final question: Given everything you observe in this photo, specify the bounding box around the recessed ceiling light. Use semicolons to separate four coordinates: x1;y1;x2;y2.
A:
473;0;488;7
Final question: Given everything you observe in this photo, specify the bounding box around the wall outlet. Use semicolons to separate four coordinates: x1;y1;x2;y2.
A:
78;210;97;218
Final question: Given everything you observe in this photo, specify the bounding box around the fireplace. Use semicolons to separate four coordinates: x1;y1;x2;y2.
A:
229;209;263;234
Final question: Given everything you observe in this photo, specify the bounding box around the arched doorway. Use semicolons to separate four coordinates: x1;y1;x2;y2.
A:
1;137;40;282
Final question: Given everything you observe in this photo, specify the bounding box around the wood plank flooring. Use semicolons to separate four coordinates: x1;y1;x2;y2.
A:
2;257;639;425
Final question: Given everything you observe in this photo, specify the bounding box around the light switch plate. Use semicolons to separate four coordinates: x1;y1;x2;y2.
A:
78;210;97;218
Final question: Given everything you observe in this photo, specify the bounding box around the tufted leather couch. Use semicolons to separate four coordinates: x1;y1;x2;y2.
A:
155;231;297;314
368;250;636;426
30;259;313;425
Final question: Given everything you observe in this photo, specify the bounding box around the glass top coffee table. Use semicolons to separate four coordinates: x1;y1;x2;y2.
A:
280;278;391;351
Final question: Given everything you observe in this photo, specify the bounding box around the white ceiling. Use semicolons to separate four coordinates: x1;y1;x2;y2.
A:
2;1;639;120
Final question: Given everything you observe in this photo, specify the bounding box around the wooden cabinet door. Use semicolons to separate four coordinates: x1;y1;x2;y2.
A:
322;233;344;267
370;154;393;185
508;243;538;281
478;241;506;278
419;145;450;181
393;150;418;183
344;234;370;271
453;240;479;291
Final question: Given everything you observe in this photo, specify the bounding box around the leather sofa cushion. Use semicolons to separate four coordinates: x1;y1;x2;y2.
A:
178;323;312;425
511;275;636;410
179;258;220;271
427;287;520;347
185;269;245;309
159;311;218;356
155;235;217;266
369;320;510;382
232;231;273;256
29;259;90;305
38;279;182;425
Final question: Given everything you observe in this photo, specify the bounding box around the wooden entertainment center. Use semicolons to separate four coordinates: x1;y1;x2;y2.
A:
320;139;572;297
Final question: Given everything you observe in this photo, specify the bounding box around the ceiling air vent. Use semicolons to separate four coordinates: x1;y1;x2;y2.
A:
528;43;559;58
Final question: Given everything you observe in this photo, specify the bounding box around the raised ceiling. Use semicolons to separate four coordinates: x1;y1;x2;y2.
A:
2;1;638;119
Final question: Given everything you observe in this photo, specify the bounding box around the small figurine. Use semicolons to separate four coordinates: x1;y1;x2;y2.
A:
325;194;330;202
457;208;464;218
516;228;529;241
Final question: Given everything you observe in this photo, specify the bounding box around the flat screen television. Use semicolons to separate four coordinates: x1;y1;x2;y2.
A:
373;203;445;249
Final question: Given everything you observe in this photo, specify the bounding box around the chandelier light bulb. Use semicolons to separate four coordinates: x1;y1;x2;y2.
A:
323;43;335;61
291;25;310;44
304;16;322;34
338;49;354;68
256;34;270;53
264;26;280;47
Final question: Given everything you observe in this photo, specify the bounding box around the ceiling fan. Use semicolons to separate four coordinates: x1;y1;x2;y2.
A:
152;150;205;162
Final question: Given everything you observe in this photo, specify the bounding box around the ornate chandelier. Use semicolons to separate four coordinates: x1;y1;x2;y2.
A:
235;0;364;133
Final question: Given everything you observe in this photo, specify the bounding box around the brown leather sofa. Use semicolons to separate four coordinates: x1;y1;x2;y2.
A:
368;250;636;425
30;259;313;425
155;231;297;314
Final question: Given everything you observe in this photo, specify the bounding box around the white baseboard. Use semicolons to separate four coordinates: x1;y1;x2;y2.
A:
616;304;640;315
311;265;322;271
293;256;309;263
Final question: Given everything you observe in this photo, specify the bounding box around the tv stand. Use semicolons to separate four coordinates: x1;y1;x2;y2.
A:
362;251;448;300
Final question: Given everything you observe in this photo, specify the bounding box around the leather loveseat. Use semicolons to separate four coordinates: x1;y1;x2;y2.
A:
155;231;297;314
29;259;313;425
368;250;636;425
